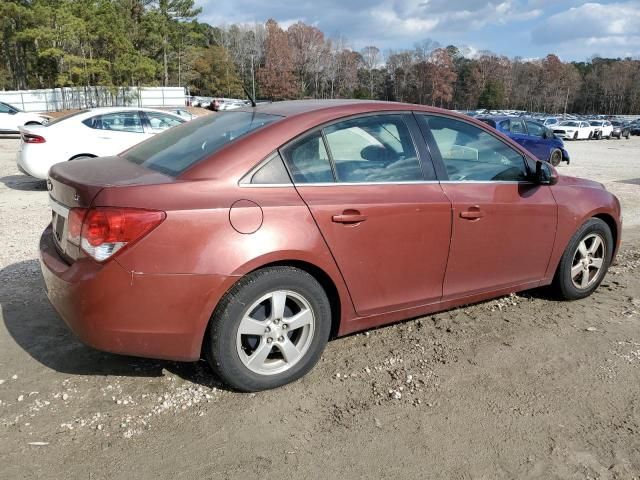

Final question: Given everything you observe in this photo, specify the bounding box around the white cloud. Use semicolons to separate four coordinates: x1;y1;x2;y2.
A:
532;1;640;43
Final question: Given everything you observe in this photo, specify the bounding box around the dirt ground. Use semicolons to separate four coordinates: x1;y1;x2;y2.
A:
1;134;639;479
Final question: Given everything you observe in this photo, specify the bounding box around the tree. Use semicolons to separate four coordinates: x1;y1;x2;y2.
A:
257;19;297;100
149;0;201;86
361;46;380;98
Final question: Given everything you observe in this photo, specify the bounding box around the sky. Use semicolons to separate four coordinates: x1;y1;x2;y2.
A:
197;0;640;61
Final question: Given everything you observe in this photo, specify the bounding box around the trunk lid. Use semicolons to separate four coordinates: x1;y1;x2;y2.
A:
47;156;174;262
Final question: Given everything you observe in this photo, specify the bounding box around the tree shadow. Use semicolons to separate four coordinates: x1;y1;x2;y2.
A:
0;259;228;390
0;174;47;191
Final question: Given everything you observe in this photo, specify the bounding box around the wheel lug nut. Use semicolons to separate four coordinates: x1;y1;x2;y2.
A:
265;326;271;333
277;336;284;342
274;319;279;324
266;338;273;344
282;324;287;330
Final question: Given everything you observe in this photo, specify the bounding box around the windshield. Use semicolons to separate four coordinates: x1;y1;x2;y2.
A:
123;111;282;176
560;121;578;127
589;121;603;126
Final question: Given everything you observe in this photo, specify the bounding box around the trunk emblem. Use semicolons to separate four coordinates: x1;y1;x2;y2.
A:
74;193;80;202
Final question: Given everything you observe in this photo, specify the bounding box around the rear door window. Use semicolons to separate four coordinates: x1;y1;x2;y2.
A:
323;115;423;183
282;131;334;184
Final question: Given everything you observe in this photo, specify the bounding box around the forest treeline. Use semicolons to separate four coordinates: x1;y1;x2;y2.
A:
2;0;639;114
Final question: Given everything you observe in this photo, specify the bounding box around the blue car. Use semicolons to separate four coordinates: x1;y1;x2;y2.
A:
477;116;569;166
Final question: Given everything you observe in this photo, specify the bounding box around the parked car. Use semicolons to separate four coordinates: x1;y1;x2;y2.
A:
40;100;621;391
540;117;560;128
0;101;51;133
553;120;594;140
17;107;185;179
477;116;569;166
589;120;613;139
610;121;630;140
628;122;640;136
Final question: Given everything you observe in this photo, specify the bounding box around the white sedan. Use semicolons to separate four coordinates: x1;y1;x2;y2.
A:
17;107;185;179
552;121;594;140
0;101;51;133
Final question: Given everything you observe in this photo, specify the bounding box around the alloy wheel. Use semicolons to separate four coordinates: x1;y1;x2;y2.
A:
571;233;606;290
236;290;315;375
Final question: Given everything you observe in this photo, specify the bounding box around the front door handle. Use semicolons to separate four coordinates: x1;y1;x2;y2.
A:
460;206;485;220
332;210;367;224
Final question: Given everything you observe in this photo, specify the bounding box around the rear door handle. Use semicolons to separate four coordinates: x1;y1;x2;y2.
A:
460;206;485;220
332;211;367;224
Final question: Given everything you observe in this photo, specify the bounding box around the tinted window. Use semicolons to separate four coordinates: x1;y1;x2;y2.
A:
323;115;423;183
510;119;525;134
282;131;334;184
420;115;528;182
246;153;291;185
84;112;143;133
525;121;545;137
144;111;184;133
124;111;281;177
0;102;16;113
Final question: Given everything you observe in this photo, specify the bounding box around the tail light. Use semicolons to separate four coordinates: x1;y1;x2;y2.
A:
22;133;46;143
67;207;165;261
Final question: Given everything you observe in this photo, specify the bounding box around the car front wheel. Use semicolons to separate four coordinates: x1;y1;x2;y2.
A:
205;266;331;391
549;149;562;166
552;218;613;300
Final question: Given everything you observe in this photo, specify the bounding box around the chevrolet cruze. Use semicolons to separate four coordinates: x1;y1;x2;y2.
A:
40;100;622;391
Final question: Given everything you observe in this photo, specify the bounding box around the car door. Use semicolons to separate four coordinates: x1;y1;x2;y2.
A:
523;120;551;160
505;118;531;151
82;111;146;155
281;113;452;316
416;113;557;300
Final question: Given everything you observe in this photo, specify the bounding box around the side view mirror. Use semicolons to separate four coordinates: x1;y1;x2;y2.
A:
534;161;558;185
8;109;18;115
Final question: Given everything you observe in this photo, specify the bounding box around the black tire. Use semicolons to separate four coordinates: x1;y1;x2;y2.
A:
596;131;602;140
625;132;630;139
573;132;578;140
205;266;331;392
549;148;562;167
551;218;613;300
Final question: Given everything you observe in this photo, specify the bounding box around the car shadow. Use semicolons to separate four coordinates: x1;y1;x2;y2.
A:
1;259;228;390
0;174;47;191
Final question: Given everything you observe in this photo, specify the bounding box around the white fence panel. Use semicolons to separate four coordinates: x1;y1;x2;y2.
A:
0;87;187;112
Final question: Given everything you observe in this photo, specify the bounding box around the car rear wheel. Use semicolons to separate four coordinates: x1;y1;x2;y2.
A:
204;266;331;392
549;149;562;167
551;218;613;300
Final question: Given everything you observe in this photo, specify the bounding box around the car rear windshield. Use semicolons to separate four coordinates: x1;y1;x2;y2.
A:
123;111;282;176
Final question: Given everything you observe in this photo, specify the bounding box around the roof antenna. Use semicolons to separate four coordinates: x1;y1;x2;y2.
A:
242;84;256;107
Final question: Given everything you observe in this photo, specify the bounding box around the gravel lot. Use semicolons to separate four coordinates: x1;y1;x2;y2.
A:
1;135;640;479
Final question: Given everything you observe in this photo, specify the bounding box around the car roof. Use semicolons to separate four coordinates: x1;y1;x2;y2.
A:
236;99;421;118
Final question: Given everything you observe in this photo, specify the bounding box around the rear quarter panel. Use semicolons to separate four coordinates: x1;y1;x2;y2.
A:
93;180;356;334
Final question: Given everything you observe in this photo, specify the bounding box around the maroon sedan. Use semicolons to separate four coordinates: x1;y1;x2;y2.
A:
40;100;621;391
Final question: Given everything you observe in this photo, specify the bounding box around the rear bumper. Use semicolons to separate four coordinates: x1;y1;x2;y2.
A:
16;148;49;179
39;226;232;361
